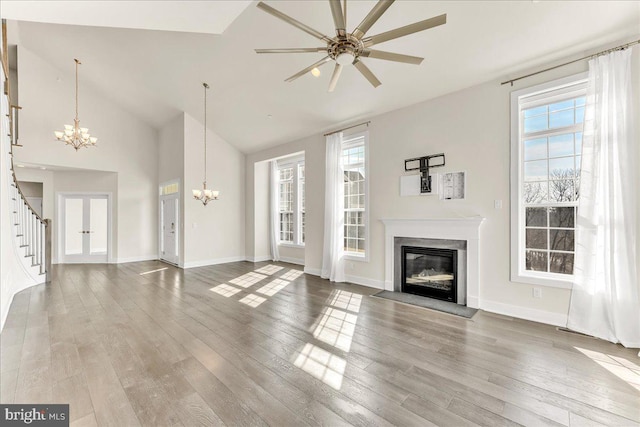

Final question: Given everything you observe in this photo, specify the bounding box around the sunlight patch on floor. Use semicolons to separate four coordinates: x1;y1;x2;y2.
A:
255;265;285;275
239;293;267;308
229;272;267;288
280;269;304;281
312;307;358;352
329;290;362;312
574;346;640;391
293;343;346;390
139;267;169;275
256;278;290;296
210;284;242;297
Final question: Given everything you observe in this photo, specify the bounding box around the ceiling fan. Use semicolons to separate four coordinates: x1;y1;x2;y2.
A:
255;0;446;92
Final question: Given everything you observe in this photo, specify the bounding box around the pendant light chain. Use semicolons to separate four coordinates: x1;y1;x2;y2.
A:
75;59;80;120
203;82;207;186
192;82;218;205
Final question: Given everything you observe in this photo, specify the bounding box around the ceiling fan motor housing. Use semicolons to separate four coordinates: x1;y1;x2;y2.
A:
328;34;364;64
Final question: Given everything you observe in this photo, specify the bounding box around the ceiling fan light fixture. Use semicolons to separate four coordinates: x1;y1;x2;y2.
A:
335;52;355;66
311;67;321;77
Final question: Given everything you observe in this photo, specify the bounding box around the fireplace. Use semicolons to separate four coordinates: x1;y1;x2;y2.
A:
402;246;458;302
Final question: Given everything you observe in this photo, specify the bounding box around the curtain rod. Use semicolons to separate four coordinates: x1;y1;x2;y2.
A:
501;39;640;86
324;121;370;136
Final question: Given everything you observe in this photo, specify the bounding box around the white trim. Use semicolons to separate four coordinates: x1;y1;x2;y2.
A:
279;256;304;266
344;274;384;290
114;255;157;264
183;255;246;269
246;255;271;263
479;298;568;327
278;242;305;249
510;72;587;289
304;266;321;276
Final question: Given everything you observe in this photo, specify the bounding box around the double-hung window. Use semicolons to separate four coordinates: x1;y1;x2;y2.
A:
342;132;368;259
511;74;587;288
277;155;305;246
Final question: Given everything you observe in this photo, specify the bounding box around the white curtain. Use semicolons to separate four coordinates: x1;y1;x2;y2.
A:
321;132;345;282
269;160;280;262
567;49;640;348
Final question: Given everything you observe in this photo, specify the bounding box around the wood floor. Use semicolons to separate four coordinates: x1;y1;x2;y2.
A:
1;261;639;427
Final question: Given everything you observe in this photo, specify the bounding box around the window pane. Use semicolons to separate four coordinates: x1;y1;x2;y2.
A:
526;207;547;227
550;252;574;275
549;180;575;202
575;106;585;123
549;207;574;228
549;109;574;128
526;251;548;272
524;138;547;161
575;132;583;155
524;115;548;133
548;134;573;158
524;105;547;118
524;160;548;181
550;229;574;252
65;198;83;255
90;198;108;255
549;99;574;111
526;229;547;249
523;182;548;204
549;157;575;178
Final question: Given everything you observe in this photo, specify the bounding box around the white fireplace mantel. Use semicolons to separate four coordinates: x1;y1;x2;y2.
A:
380;216;485;308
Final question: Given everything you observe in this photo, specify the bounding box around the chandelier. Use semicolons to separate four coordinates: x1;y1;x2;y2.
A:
192;83;219;205
54;59;97;150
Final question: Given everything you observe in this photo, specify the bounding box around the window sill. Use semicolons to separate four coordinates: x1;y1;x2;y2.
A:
278;243;305;249
511;272;573;290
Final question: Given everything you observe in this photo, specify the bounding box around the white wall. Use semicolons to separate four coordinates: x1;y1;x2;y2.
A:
183;113;245;267
245;46;640;325
14;46;158;263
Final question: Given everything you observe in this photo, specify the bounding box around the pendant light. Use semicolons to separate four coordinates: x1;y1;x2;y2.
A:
192;83;219;205
54;59;98;150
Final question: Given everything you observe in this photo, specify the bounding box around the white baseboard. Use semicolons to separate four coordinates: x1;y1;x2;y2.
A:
114;255;158;264
279;256;304;266
479;298;568;327
344;273;385;290
304;267;321;276
183;256;246;269
302;267;384;290
246;255;271;263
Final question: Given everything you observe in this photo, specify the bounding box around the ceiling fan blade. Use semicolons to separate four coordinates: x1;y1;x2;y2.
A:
360;49;423;65
352;0;395;40
363;14;446;47
353;59;381;88
285;56;333;82
329;0;346;37
256;48;327;54
328;63;343;92
257;2;332;42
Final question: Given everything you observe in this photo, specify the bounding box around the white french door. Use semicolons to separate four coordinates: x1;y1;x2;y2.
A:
60;194;111;263
160;195;179;265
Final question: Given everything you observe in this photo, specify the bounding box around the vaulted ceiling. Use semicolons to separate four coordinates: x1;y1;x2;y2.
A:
5;1;640;153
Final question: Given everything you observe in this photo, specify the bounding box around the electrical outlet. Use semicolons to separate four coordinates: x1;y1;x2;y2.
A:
494;200;503;209
533;287;542;298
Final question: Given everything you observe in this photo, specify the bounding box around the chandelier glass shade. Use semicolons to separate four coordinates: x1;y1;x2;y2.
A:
54;59;97;150
192;82;219;206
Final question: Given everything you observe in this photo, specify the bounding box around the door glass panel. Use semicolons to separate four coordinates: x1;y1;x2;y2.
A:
65;198;83;255
90;198;108;254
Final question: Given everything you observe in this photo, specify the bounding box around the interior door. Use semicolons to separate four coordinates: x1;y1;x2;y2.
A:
61;194;109;263
160;196;178;264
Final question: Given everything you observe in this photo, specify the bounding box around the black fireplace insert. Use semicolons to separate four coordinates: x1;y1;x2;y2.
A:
401;246;457;302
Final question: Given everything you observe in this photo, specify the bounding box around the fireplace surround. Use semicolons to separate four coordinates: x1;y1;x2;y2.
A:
381;217;485;308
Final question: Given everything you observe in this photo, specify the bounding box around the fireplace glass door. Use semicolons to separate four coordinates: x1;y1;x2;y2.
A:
401;246;457;302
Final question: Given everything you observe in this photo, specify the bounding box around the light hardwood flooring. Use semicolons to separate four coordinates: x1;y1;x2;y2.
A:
1;260;639;426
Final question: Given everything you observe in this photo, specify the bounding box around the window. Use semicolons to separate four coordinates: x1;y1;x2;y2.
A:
277;155;305;246
342;132;368;258
511;74;586;288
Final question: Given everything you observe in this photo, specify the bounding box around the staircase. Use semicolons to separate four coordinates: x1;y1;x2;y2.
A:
1;19;51;330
